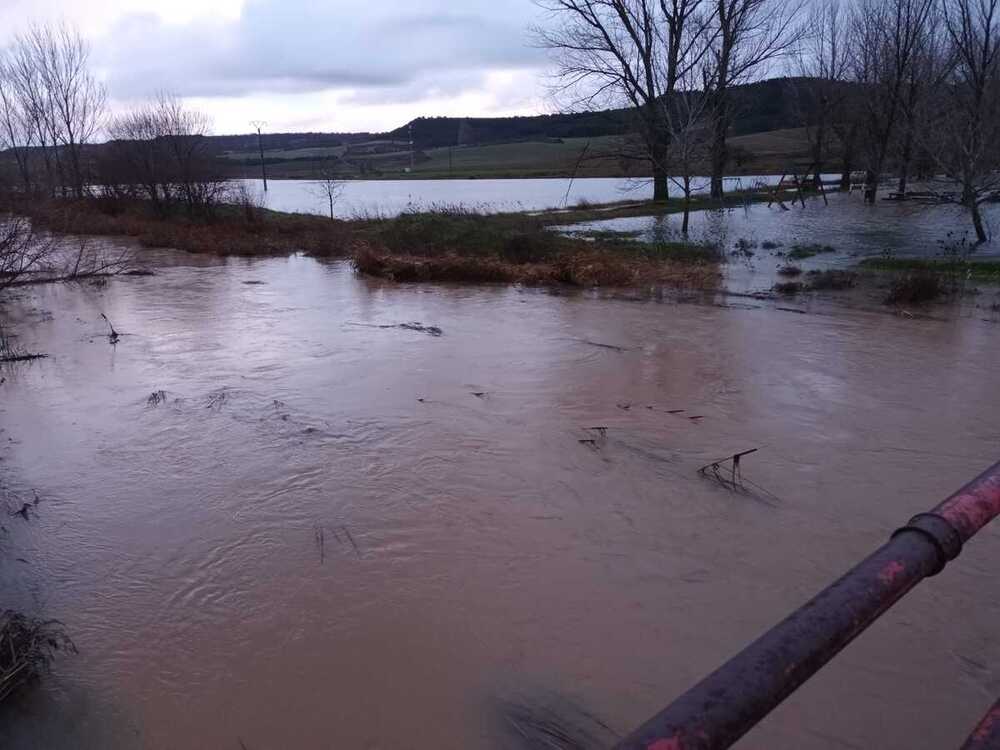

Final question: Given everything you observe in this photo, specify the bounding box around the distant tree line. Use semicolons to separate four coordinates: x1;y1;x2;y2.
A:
0;23;234;217
537;0;1000;241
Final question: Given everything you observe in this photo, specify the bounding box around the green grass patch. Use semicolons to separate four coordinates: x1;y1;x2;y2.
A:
787;243;836;260
859;257;1000;280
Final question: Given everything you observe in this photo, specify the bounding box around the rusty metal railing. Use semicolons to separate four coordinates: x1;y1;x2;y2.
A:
614;462;1000;750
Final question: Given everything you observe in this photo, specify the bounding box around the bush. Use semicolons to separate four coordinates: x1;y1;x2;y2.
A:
774;281;803;294
501;231;548;264
787;243;836;260
1;611;75;702
807;269;857;290
885;273;945;305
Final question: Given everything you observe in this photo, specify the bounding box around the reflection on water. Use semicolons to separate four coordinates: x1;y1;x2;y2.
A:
248;175;793;218
1;251;999;749
557;193;1000;294
559;192;1000;258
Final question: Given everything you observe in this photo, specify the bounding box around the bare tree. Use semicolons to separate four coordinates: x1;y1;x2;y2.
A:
794;0;853;185
536;0;715;200
0;60;35;193
703;0;804;197
5;24;106;198
0;216;54;291
851;0;936;202
310;157;345;219
666;77;713;231
104;93;224;215
925;0;1000;242
893;15;946;195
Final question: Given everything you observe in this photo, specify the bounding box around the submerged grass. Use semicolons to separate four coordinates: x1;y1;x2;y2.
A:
884;273;947;305
0;611;76;703
787;243;837;260
859;257;1000;280
806;269;857;290
18;198;352;257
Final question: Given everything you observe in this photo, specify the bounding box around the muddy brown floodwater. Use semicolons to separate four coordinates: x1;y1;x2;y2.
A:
1;248;999;749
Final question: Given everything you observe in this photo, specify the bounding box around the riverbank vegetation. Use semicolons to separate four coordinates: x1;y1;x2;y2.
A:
9;197;723;288
0;611;75;703
859;257;1000;280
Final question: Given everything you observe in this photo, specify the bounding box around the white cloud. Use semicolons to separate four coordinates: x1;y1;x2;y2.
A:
3;0;551;134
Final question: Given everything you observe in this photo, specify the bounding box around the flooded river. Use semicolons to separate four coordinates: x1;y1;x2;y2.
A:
1;249;999;749
248;175;798;218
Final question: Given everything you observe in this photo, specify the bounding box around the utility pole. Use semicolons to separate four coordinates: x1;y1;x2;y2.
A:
250;120;268;192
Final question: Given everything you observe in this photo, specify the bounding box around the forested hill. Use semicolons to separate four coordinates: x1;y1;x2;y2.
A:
385;78;822;147
211;77;828;154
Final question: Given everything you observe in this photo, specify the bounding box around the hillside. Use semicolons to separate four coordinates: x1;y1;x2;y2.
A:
0;77;830;182
213;77;828;179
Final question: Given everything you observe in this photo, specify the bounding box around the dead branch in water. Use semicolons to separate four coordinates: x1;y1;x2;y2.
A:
0;324;45;363
146;390;168;407
497;692;618;750
0;611;76;703
699;449;758;489
314;524;325;564
100;313;119;344
5;235;133;288
698;449;779;505
574;338;628;352
348;321;443;336
342;526;360;558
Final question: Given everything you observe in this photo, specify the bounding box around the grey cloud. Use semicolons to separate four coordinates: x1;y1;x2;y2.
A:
96;0;546;99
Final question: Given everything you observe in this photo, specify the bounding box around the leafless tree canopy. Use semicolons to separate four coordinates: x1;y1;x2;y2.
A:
926;0;1000;241
103;92;226;215
537;0;803;199
0;23;106;198
310;158;345;220
0;216;53;290
535;0;715;199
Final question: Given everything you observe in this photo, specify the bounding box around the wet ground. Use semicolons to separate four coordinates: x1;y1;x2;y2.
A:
556;192;1000;296
1;244;999;749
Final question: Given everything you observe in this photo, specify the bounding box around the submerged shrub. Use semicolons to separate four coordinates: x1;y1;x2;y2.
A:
885;273;946;305
787;243;836;260
807;270;857;290
773;281;803;294
0;611;76;703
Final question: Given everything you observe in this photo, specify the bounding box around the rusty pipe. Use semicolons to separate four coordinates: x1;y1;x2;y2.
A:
614;461;1000;750
960;700;1000;750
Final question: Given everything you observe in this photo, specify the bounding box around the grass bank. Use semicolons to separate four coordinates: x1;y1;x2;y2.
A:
13;197;722;289
16;198;350;256
859;257;1000;280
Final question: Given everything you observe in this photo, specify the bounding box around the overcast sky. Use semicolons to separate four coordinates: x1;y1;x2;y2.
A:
0;0;552;135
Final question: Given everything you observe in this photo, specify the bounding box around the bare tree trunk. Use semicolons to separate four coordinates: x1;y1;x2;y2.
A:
897;125;913;195
970;201;987;243
710;110;728;198
863;167;879;203
811;120;826;187
682;176;692;233
965;180;989;242
652;139;669;201
836;124;857;190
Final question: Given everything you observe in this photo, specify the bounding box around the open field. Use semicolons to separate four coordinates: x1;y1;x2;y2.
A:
225;128;819;180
